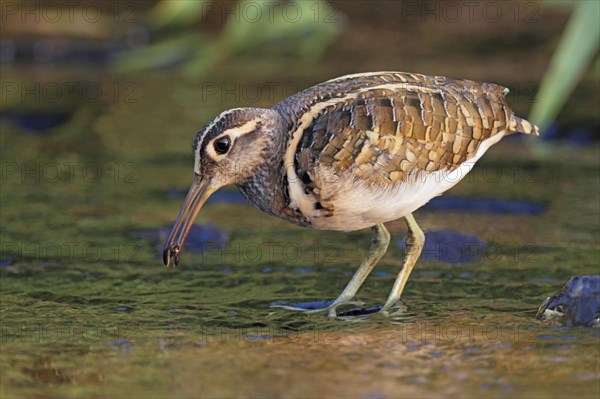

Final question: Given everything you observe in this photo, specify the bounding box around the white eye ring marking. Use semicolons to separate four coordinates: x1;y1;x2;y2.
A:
205;119;258;160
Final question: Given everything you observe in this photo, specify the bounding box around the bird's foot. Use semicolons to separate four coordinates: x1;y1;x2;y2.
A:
376;298;408;318
271;298;368;318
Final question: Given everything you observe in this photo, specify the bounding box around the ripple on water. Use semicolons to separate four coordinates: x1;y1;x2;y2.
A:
452;371;470;381
292;267;315;274
372;271;393;277
270;299;334;310
423;196;544;215
245;334;273;341
546;356;573;363
366;391;388;399
396;229;486;264
417;270;441;278
408;375;429;385
109;339;132;353
167;188;247;204
574;373;600;381
464;347;481;355
529;277;561;283
132;224;228;255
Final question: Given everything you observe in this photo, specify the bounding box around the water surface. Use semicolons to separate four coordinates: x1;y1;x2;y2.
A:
1;70;599;398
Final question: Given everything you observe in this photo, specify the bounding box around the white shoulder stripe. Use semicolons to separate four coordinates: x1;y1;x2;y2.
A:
284;83;446;214
323;71;401;84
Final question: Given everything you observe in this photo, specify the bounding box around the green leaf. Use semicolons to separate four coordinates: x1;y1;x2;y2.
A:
529;1;600;133
148;0;212;30
112;33;206;73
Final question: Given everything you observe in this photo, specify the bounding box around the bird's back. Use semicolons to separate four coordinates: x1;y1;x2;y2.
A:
265;72;538;230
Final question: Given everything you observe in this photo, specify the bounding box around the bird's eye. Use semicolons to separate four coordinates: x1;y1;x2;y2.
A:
214;136;231;154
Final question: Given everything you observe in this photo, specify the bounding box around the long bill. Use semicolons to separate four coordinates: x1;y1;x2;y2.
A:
163;175;214;267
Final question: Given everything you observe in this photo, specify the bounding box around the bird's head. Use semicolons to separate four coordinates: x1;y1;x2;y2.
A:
163;107;283;267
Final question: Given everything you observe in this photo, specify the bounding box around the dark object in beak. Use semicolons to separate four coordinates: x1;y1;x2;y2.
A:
163;175;214;267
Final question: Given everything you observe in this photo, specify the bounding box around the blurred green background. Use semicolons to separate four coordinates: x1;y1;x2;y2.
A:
1;0;598;133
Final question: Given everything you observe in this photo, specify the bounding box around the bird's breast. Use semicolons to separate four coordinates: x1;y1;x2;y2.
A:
289;131;505;232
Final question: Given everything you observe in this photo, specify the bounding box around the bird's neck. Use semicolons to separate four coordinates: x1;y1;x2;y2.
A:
237;112;308;226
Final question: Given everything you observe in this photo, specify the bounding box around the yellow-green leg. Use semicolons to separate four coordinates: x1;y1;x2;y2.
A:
380;213;424;313
273;224;390;317
323;223;390;317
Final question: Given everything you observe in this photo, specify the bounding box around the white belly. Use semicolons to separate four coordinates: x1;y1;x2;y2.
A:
300;133;506;231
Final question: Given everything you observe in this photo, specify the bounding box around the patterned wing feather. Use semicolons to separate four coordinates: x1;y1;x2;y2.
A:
293;79;517;187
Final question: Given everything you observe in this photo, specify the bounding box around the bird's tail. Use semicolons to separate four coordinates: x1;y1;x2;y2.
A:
508;115;540;136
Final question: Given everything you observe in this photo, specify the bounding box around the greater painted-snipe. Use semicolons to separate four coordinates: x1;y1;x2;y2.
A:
163;72;539;317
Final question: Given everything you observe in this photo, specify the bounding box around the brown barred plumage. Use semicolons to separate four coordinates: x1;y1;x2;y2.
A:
291;72;535;185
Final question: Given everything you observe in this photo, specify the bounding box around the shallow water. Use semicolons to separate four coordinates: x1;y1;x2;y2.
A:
1;67;599;398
